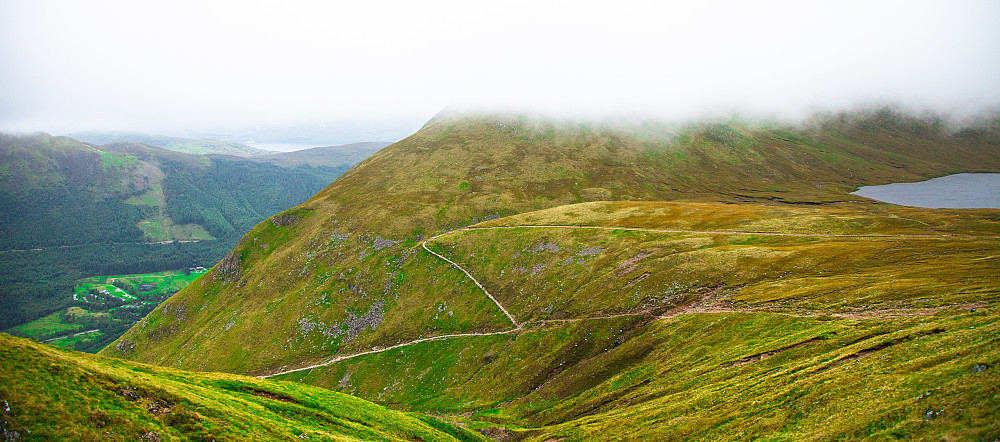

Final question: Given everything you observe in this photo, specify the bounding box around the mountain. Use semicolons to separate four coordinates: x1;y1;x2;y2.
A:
101;108;1000;439
243;142;392;169
0;333;484;441
67;131;272;157
0;133;349;337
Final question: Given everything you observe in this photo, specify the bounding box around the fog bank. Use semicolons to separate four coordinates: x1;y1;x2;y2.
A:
1;1;998;139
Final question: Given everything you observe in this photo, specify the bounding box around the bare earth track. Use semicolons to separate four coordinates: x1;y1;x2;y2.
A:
258;225;996;379
422;233;520;327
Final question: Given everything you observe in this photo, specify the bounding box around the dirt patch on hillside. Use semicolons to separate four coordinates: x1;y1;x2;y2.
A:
726;334;832;369
837;328;945;365
526;242;561;253
616;249;660;276
243;387;299;404
298;300;386;346
657;285;727;318
829;302;989;320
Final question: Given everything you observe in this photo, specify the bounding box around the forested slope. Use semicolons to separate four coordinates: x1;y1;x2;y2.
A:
0;133;353;331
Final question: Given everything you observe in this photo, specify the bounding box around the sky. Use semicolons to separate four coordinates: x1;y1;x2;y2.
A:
1;0;999;143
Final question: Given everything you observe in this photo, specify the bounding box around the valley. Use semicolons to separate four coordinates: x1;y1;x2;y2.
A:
0;132;375;341
8;269;209;353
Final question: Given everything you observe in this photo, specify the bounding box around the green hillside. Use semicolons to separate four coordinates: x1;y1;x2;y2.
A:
67;131;271;157
0;133;345;333
0;333;483;441
102;108;1000;439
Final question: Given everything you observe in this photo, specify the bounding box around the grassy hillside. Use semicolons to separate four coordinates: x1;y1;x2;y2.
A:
0;333;484;441
101;108;999;439
67;131;271;157
0;133;344;332
263;201;998;439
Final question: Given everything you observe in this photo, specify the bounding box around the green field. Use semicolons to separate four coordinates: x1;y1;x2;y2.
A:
73;283;134;302
73;269;206;302
8;311;81;340
8;269;209;353
127;181;217;242
170;223;214;240
44;328;103;347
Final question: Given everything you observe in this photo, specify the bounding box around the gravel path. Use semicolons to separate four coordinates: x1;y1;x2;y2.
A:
422;235;520;327
257;223;993;379
260;328;521;378
465;224;998;240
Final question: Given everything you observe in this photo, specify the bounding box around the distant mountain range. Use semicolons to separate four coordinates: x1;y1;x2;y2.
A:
67;131;272;157
237;142;391;168
67;130;392;170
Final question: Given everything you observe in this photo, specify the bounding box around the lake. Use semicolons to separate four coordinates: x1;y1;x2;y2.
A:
851;173;1000;209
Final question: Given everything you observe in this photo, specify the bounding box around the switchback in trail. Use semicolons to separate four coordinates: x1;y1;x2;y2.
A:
259;223;993;379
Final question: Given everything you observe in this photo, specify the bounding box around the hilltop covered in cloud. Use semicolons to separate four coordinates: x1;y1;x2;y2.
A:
1;0;998;137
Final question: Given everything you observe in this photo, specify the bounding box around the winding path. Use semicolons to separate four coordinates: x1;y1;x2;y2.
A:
422;234;520;327
258;223;994;379
261;328;522;378
464;224;998;240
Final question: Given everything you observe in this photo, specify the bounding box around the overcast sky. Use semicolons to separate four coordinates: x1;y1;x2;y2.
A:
1;0;998;141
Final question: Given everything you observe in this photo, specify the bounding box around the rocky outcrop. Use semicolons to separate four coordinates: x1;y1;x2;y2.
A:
271;213;299;227
115;339;136;354
215;250;242;282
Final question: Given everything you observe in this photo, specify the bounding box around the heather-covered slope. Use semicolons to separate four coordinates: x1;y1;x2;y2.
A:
105;109;999;371
102;109;1000;439
0;333;483;441
269;201;999;439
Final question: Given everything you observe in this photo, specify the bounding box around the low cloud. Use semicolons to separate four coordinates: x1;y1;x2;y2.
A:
1;0;998;138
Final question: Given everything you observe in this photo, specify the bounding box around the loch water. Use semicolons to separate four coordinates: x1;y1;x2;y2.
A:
852;173;1000;209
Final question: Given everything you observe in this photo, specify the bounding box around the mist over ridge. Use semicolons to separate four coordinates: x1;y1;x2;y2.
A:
1;1;998;139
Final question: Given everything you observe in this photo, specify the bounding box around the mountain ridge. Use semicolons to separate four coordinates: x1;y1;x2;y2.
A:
99;108;1000;439
66;131;272;157
104;107;1000;370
